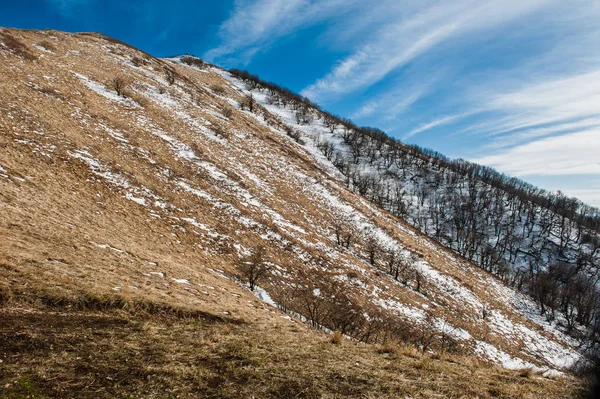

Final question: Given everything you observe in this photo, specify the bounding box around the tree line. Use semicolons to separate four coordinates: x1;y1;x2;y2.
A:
229;68;600;353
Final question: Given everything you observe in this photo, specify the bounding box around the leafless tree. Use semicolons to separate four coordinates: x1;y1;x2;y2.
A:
237;246;270;291
110;76;130;97
163;67;175;85
239;93;255;112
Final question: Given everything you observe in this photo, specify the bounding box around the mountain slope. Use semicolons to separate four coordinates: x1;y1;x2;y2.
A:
0;28;590;397
225;69;600;339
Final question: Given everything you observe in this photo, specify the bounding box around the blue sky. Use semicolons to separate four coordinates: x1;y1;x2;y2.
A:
3;1;600;206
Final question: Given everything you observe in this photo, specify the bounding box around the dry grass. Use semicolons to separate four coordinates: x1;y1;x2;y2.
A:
330;330;344;345
0;27;591;398
0;299;588;399
210;83;226;95
37;40;56;52
0;284;12;306
0;31;36;61
220;106;233;119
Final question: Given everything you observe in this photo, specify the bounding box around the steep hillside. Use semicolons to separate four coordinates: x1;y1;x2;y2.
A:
225;69;600;340
0;28;590;397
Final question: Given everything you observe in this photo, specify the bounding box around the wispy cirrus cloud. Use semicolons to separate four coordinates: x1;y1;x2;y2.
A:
463;69;600;138
404;112;476;140
474;128;600;176
204;0;360;65
350;81;431;121
301;0;554;102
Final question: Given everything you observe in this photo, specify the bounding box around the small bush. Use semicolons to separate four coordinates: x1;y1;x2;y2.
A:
37;86;63;100
0;32;36;61
189;142;204;157
181;55;205;69
220;107;233;119
108;76;131;97
237;246;270;291
376;344;397;356
284;126;303;144
329;331;344;345
0;284;12;306
131;56;147;67
211;84;226;95
130;92;148;107
519;368;533;378
213;124;230;139
239;94;255;112
398;343;422;359
164;67;175;85
346;270;359;279
38;40;56;52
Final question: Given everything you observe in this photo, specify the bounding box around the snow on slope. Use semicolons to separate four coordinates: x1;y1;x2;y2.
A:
0;30;585;376
216;67;586;373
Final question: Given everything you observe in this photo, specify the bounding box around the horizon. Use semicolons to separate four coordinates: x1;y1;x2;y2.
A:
2;0;600;206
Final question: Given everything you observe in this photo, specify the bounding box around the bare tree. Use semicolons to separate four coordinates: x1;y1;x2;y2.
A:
237;246;270;291
240;93;255;112
332;213;355;249
163;67;175;85
109;76;130;97
316;138;336;160
364;232;381;266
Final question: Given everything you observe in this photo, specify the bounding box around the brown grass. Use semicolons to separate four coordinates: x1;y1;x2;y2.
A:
0;31;36;61
330;330;344;345
210;83;226;95
0;300;587;399
0;27;591;398
0;284;12;306
220;106;233;119
37;40;56;52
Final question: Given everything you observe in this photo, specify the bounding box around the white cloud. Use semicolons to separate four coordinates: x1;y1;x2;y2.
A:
467;69;600;138
351;82;429;120
207;0;600;204
301;0;554;101
204;0;360;64
474;129;600;176
404;112;474;140
561;189;600;208
483;117;600;150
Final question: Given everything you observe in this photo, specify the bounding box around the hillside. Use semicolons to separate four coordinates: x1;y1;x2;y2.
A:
0;28;591;398
226;68;600;340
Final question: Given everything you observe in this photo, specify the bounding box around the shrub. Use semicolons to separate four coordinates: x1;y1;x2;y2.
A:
237;246;270;291
181;55;205;69
189;142;204;158
109;76;131;97
519;368;533;378
192;93;202;106
376;344;398;356
239;94;255;112
0;284;12;306
345;270;359;279
0;32;36;61
284;126;303;144
38;40;56;52
329;331;344;345
164;67;175;85
213;124;230;139
211;84;226;95
131;56;146;67
220;106;233;119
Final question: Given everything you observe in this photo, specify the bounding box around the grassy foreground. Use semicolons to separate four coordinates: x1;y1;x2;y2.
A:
0;293;587;399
